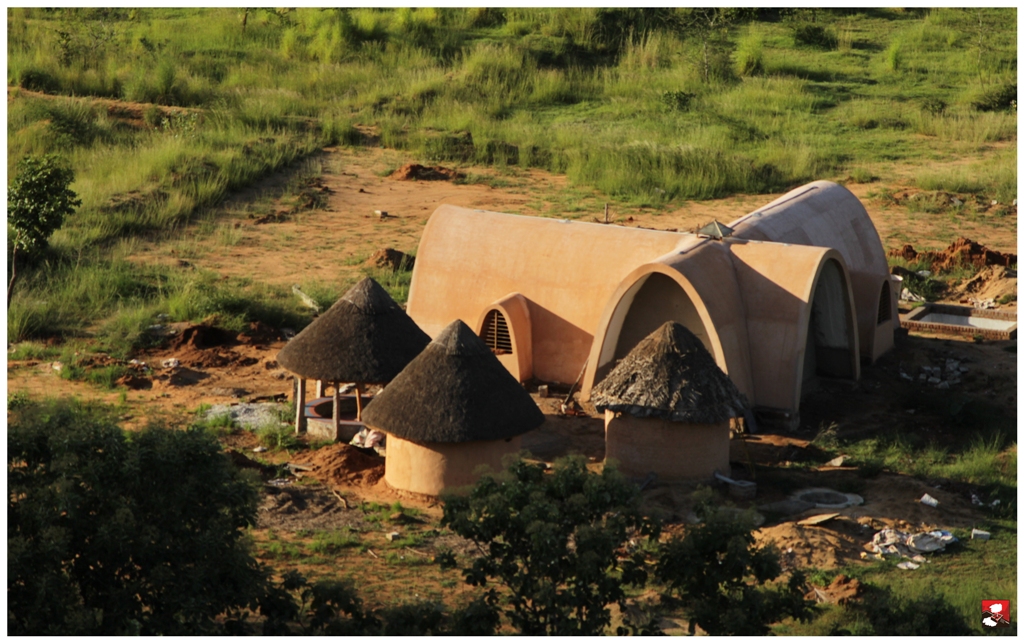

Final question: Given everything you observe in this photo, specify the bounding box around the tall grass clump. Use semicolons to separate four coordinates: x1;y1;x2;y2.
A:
883;39;904;72
733;30;765;77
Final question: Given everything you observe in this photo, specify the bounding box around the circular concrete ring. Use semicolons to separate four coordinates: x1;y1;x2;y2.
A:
791;487;864;509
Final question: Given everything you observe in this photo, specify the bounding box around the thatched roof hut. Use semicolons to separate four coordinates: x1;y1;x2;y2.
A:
277;277;430;384
362;319;545;497
591;321;747;423
592;321;746;481
276;277;430;437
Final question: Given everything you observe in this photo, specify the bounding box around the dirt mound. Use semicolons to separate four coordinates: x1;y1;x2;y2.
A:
167;324;237;351
367;248;415;271
292;443;385;487
888;237;1017;273
947;265;1017;306
236;321;283;346
806;574;864;605
756;515;872;569
390;163;462;181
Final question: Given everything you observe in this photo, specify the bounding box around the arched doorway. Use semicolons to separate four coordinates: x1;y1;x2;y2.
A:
802;258;856;385
595;272;713;383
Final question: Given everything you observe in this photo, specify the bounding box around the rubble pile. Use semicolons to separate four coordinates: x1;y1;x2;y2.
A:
899;358;969;389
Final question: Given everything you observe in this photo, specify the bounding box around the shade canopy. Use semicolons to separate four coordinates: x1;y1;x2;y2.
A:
362;319;545;443
591;321;747;424
276;277;430;383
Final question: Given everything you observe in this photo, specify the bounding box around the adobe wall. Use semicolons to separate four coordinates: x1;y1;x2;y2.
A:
728;181;895;362
604;411;730;481
383;435;522;497
728;243;859;410
407;206;689;384
583;241;752;402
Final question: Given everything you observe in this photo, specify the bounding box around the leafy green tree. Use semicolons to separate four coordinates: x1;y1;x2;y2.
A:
8;399;266;635
7;155;81;304
439;456;661;635
655;489;814;635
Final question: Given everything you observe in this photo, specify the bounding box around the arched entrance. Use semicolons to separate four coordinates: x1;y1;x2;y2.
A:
595;272;713;383
802;258;857;385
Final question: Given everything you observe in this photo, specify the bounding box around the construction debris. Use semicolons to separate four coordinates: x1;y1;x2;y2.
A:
868;528;957;563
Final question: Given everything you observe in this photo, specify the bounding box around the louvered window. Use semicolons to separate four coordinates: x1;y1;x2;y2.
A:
482;310;513;355
877;281;892;324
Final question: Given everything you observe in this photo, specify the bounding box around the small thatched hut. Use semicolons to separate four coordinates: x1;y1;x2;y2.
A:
361;319;545;497
591;321;747;481
276;277;430;439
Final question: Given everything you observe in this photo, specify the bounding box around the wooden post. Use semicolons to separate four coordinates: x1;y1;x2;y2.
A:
332;382;341;442
604;202;609;224
355;382;364;422
315;380;325;398
294;377;307;434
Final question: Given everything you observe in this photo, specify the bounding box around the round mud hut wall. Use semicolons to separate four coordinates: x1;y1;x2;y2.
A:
603;410;730;481
384;435;522;497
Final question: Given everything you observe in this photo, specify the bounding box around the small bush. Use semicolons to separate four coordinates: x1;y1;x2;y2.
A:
920;97;947;116
661;90;696;112
143;105;163;128
18;67;60;93
256;421;300;450
971;82;1017;112
792;23;837;50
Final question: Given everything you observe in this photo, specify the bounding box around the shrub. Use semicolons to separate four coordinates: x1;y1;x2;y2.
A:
18;67;60;93
656;488;815;635
791;23;837;50
7;155;81;304
971;82;1017;112
8;399;266;635
439;456;661;635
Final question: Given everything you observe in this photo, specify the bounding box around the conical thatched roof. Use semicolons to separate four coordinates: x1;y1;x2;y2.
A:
591;322;747;424
276;278;430;383
361;320;545;443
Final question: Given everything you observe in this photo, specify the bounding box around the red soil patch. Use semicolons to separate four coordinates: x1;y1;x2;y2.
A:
389;163;462;181
888;237;1017;272
292;443;385;487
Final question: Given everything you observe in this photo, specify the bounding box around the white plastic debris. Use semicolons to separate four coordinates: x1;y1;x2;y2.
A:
386;532;401;542
897;561;920;570
161;358;180;369
351;427;386;449
919;493;939;508
971;528;991;541
253;446;268;453
868;528;957;561
51;361;63;371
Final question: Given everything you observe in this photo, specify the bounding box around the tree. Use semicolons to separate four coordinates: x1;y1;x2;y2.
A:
655;489;814;635
7;155;81;305
8;399;267;635
439;456;661;635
